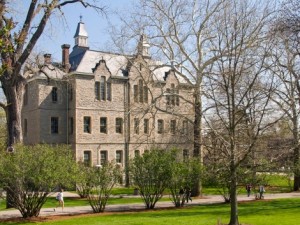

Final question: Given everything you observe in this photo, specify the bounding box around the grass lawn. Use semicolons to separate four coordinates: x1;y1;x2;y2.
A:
0;198;299;225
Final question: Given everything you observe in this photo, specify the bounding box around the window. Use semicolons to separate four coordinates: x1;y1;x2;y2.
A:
83;151;91;166
24;119;27;137
170;120;176;134
134;118;139;134
171;84;175;105
166;88;170;105
100;117;107;133
84;117;91;133
183;149;189;161
69;117;73;135
116;118;123;133
51;117;59;134
100;151;107;165
183;120;188;135
139;80;143;103
176;89;179;106
51;87;58;102
95;81;100;100
134;85;138;102
107;81;111;101
144;119;149;134
116;150;123;164
24;84;28;105
157;119;164;134
134;150;140;157
143;86;148;103
100;76;106;100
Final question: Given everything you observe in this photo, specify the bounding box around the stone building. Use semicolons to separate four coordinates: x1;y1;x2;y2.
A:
22;19;194;179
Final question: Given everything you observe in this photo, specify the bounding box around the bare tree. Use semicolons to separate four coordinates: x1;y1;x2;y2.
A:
203;1;275;224
0;0;104;147
270;0;300;191
112;0;234;196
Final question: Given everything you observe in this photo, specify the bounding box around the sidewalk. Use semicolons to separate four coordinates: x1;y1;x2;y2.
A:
0;192;300;220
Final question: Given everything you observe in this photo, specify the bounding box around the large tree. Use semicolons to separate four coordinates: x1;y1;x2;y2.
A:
204;1;275;224
0;0;104;147
113;0;231;196
270;0;300;191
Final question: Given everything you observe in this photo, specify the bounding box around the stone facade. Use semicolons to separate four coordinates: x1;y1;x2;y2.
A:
21;20;194;181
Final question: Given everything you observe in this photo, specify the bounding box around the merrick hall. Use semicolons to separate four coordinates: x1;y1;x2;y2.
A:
22;19;195;172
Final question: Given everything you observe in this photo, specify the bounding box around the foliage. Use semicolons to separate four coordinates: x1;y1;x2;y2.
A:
167;149;201;207
87;162;122;213
75;162;94;198
130;148;172;209
0;144;77;218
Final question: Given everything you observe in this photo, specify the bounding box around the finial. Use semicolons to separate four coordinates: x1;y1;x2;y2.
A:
80;15;83;22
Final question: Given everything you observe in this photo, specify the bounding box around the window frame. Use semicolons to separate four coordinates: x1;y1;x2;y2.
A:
83;151;92;167
100;150;108;165
51;117;59;134
83;116;91;134
116;118;123;134
157;119;164;134
51;87;58;103
116;150;123;164
100;117;107;134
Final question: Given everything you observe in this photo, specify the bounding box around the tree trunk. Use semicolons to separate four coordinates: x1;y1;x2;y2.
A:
192;89;202;197
0;76;25;147
229;165;239;225
293;145;300;191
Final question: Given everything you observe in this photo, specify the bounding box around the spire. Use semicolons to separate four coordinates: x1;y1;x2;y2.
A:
137;34;150;58
74;16;89;48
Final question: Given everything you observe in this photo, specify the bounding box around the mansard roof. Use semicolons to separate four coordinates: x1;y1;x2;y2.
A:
69;48;190;85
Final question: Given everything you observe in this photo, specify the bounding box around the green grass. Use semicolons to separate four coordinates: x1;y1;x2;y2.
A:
1;198;300;225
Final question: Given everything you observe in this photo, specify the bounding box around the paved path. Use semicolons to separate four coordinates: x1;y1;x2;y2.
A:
0;192;300;220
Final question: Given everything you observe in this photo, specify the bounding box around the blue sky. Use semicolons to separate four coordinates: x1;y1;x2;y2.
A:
34;0;132;61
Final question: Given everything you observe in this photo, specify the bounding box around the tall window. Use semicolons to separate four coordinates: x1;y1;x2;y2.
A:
107;81;111;101
166;88;170;105
134;80;148;104
134;118;139;134
69;117;73;135
144;119;149;134
139;80;143;103
183;120;188;135
100;76;106;100
143;86;148;103
100;117;107;133
171;84;175;105
83;151;91;167
95;78;111;101
166;84;179;106
24;84;28;105
95;81;100;100
24;119;28;137
170;120;176;134
84;117;91;133
157;119;164;134
134;85;138;102
51;87;58;103
116;118;123;133
100;150;107;165
116;150;123;164
51;117;59;134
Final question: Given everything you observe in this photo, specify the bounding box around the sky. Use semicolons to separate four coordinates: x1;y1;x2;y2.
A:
27;0;132;62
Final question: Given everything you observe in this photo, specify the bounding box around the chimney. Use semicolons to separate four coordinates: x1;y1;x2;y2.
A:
44;53;51;64
61;44;70;73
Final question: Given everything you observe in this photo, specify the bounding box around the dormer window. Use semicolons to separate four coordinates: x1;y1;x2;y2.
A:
133;79;148;103
52;87;58;103
95;77;111;101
